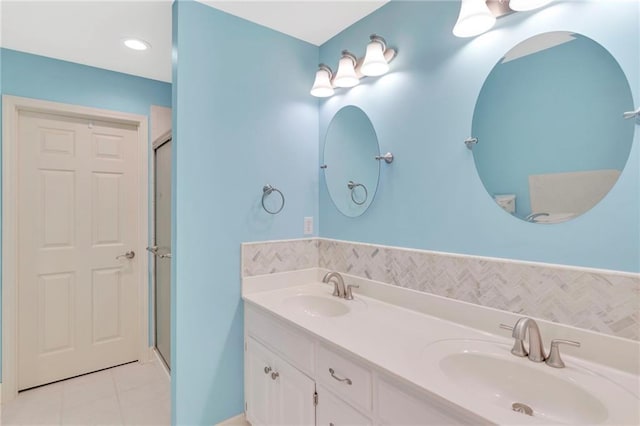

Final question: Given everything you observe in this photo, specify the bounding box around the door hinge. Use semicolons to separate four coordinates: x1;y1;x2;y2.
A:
245;402;247;413
313;391;318;406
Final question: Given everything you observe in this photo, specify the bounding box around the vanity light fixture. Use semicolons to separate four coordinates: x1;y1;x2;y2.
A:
333;51;360;88
508;0;553;12
361;35;391;77
453;0;554;38
453;0;496;38
123;38;151;51
310;64;335;97
310;35;397;97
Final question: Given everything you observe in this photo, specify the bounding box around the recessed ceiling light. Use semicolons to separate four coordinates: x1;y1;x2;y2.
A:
123;39;151;51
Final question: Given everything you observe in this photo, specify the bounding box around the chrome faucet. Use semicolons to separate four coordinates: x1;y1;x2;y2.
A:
322;272;346;298
511;317;546;362
501;318;581;367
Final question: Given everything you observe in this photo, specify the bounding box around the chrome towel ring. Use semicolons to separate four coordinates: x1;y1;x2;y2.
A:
347;181;368;205
262;184;285;214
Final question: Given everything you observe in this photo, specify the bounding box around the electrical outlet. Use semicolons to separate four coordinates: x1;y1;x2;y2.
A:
304;217;313;235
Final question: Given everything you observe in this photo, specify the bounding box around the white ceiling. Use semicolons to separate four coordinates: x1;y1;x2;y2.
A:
1;1;174;82
197;1;388;46
0;0;388;84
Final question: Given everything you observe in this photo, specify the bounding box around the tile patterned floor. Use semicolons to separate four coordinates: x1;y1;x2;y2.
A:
1;359;170;426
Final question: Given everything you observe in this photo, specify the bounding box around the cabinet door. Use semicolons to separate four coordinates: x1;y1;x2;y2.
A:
246;337;276;425
273;356;316;426
316;384;372;426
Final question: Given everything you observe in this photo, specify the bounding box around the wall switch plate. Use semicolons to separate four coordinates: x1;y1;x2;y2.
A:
304;217;313;235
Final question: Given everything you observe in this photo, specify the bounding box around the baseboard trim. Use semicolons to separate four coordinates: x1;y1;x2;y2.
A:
151;347;171;380
215;413;248;425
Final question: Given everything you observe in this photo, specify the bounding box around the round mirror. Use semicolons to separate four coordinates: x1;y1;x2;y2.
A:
323;106;380;217
472;32;635;224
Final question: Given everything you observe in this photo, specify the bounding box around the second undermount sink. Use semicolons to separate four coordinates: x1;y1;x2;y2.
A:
283;294;350;317
421;339;639;425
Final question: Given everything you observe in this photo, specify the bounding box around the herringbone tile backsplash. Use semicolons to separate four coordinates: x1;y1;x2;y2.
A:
242;238;640;340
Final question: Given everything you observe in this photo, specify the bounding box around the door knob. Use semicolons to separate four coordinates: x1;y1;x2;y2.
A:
116;251;135;260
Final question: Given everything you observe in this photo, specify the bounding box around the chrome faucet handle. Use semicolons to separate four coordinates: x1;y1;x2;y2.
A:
545;339;581;368
345;284;359;300
500;323;527;357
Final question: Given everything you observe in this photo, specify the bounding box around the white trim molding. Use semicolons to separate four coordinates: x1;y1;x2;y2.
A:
215;413;249;426
1;95;150;403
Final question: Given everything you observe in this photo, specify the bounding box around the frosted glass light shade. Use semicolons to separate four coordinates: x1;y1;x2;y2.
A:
310;65;334;97
509;0;552;11
452;0;496;38
361;39;389;77
334;52;359;88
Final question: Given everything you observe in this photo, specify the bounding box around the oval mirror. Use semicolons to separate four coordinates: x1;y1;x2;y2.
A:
472;32;635;224
323;106;380;217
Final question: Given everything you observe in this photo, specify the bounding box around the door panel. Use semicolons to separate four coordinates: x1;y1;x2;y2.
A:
246;337;274;426
274;356;315;426
38;272;75;354
18;111;139;390
154;139;172;368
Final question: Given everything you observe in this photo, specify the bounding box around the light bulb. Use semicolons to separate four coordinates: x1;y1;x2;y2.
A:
361;35;389;77
452;0;496;38
333;51;359;88
123;38;150;51
310;65;334;97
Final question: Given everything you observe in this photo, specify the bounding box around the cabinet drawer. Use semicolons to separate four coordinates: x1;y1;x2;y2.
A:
316;384;371;426
246;306;314;375
376;377;482;425
317;344;372;412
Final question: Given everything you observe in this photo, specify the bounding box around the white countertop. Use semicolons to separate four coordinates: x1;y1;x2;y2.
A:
243;273;640;425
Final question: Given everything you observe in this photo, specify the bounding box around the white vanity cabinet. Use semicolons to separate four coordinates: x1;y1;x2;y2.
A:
245;337;316;426
316;384;371;426
244;304;483;426
376;377;480;425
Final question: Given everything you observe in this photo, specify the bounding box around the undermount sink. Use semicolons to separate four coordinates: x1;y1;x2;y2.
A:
421;339;639;425
283;294;350;317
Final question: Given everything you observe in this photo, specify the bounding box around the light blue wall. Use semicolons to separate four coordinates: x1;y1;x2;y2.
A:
171;2;318;424
319;1;640;272
473;33;634;217
0;48;172;381
1;49;171;114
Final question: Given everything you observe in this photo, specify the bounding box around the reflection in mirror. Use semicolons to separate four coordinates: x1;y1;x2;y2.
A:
323;106;380;217
472;32;635;224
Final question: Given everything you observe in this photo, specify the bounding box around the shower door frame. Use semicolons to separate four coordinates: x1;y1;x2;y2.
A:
150;129;172;370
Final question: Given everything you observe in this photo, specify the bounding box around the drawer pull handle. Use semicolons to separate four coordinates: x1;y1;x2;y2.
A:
264;366;272;374
271;372;280;380
329;368;352;385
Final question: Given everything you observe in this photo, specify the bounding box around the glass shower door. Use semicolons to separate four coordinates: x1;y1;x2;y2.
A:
154;139;172;369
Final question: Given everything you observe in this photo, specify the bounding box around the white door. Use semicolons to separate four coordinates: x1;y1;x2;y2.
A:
153;138;171;369
17;110;140;390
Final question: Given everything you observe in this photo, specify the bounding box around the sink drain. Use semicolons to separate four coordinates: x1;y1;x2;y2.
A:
512;402;534;416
